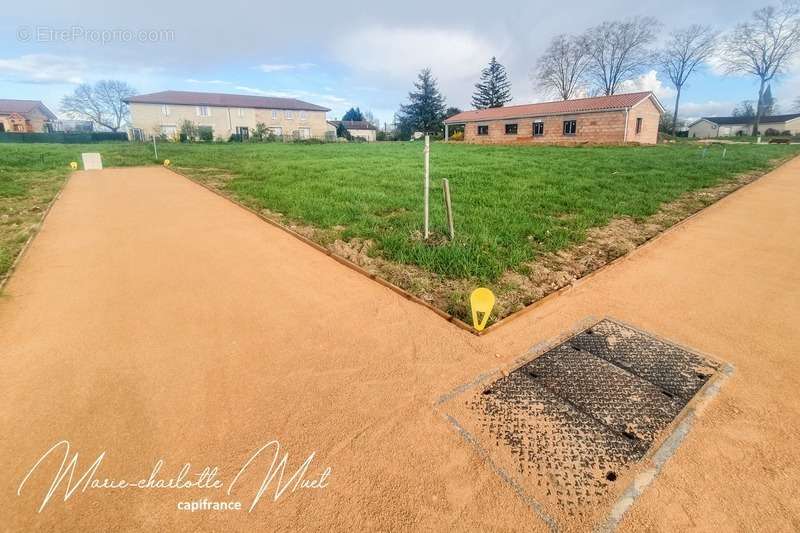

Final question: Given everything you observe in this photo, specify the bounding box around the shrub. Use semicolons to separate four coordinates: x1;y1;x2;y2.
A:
198;126;214;142
450;131;464;141
180;120;198;142
764;128;780;136
89;131;129;142
254;122;269;141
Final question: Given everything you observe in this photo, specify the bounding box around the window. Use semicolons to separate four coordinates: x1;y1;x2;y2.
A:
505;123;518;135
161;104;170;116
563;120;577;135
635;117;643;134
197;105;210;117
477;125;489;135
271;110;278;120
0;123;4;132
533;121;544;136
237;108;245;118
270;127;283;136
285;110;294;119
298;127;311;139
300;111;307;121
236;126;249;139
160;125;177;138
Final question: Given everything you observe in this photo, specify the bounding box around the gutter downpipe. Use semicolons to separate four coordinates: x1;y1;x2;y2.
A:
623;108;629;143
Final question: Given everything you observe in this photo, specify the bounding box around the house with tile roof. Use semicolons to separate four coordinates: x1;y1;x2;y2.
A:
444;92;663;145
0;99;57;133
328;120;377;142
687;113;800;138
124;90;331;141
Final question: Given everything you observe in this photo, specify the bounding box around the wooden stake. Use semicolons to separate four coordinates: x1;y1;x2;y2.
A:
443;178;454;240
424;135;430;239
153;136;158;160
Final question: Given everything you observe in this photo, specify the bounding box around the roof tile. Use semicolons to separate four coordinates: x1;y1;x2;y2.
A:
0;99;57;120
124;90;330;112
445;92;658;123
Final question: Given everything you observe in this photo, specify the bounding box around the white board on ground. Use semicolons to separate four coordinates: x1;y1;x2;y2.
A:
81;153;103;170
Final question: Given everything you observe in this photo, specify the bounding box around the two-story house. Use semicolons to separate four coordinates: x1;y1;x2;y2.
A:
124;90;331;141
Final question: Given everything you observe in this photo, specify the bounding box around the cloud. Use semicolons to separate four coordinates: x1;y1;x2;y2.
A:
332;26;504;106
256;63;315;73
185;78;233;85
234;85;350;110
619;70;675;102
679;100;737;120
0;54;87;84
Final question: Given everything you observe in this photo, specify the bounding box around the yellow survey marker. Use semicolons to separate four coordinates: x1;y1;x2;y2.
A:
470;288;495;332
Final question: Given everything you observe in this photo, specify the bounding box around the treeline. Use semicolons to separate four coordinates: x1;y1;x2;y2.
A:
392;1;800;138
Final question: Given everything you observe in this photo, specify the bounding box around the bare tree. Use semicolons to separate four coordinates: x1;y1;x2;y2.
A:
659;25;717;134
534;34;591;100
720;1;800;135
61;80;136;132
584;17;661;95
732;100;757;125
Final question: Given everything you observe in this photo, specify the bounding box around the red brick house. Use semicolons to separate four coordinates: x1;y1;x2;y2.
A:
0;99;57;133
444;92;663;145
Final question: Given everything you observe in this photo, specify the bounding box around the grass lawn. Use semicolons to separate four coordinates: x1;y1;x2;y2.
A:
2;140;798;320
0;147;73;282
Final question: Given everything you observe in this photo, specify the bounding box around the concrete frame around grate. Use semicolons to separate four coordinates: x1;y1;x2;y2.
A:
434;317;733;532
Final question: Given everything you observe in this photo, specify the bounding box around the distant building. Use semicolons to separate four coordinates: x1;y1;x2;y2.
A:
329;120;377;142
52;119;94;133
687;114;800;138
0;99;57;133
124;90;331;141
444;92;663;145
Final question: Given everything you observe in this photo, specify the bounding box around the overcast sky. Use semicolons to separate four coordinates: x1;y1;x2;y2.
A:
1;0;794;124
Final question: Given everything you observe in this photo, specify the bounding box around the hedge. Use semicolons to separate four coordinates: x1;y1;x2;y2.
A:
0;131;129;143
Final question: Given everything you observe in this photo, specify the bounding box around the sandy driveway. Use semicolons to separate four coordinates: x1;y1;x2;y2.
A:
1;161;799;532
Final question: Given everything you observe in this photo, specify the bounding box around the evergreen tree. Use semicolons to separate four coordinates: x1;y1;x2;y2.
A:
472;57;512;109
342;107;365;121
397;68;447;136
445;106;463;119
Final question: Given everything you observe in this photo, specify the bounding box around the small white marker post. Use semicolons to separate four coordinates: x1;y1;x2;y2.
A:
153;136;158;160
423;134;430;240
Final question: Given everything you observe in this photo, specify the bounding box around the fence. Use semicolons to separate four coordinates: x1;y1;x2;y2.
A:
0;132;129;143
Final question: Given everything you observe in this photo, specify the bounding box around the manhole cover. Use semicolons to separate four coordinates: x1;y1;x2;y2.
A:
439;318;727;530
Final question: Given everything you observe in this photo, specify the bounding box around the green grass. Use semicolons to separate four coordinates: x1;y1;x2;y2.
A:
0;146;76;280
1;141;798;285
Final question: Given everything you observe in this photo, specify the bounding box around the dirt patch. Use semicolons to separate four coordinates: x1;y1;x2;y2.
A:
181;167;236;190
181;167;765;326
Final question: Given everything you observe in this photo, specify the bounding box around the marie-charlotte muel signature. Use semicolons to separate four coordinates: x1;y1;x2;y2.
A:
17;440;332;513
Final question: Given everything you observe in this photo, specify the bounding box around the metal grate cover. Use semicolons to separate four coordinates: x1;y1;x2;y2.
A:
462;318;722;521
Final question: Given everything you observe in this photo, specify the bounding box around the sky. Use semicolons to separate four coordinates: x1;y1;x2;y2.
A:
0;0;795;126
